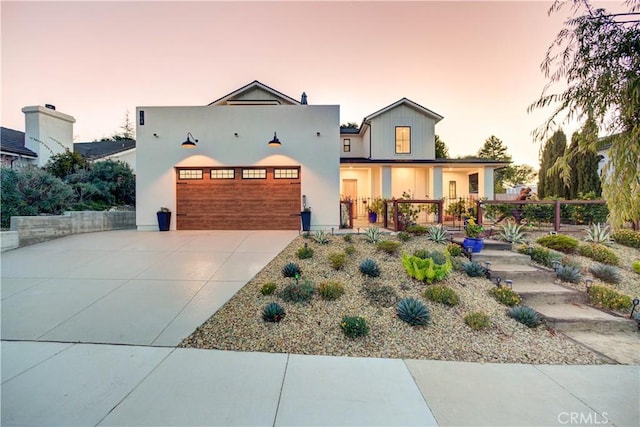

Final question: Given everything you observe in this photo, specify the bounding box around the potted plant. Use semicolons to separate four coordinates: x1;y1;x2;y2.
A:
367;197;384;223
300;207;311;232
463;217;484;253
157;207;172;231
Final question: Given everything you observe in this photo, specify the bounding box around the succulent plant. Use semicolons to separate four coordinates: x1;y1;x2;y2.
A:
397;231;411;242
318;281;345;300
364;226;381;244
426;224;449;244
260;282;276;295
396;297;431;326
589;264;621;284
340;316;369;338
508;306;542;328
359;258;381;277
262;302;286;322
282;262;302;278
342;234;353;243
423;285;460;306
498;223;526;244
279;280;315;303
296;244;314;259
585;223;612;245
446;243;463;257
462;261;486;277
556;264;582;284
361;281;399;307
313;229;330;244
428;251;448;266
413;249;429;259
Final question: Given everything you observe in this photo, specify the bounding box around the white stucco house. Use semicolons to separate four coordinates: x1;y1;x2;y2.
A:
135;81;507;231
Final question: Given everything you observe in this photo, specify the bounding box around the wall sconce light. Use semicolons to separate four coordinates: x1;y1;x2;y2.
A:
153;133;159;138
234;132;238;137
316;131;321;136
268;132;281;147
181;132;198;148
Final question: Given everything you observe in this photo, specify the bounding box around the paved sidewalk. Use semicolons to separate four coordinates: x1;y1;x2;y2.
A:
2;231;639;426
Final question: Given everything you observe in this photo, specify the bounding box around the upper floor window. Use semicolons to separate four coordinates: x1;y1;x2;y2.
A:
395;126;411;154
343;138;351;152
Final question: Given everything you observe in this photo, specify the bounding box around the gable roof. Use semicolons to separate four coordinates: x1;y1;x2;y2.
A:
208;80;301;106
364;98;444;124
0;127;37;157
74;139;136;159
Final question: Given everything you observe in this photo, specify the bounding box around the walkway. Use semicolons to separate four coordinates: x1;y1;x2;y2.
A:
1;230;638;426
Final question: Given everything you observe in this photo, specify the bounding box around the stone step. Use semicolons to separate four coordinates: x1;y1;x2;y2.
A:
534;303;638;334
486;264;556;284
562;330;640;365
472;250;532;266
516;283;588;305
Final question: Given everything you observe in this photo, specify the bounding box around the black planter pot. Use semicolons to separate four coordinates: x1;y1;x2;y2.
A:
157;211;172;231
300;211;311;231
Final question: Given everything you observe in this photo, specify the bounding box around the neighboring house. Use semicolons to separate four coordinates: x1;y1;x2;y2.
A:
1;105;75;168
74;139;137;172
135;80;507;231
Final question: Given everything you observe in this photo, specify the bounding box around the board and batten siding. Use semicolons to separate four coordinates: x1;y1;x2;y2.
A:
369;104;436;160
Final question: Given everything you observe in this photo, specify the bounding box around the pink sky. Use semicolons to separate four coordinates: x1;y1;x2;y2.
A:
1;1;611;168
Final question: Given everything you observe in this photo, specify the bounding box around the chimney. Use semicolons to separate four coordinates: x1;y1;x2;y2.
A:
301;92;308;105
22;105;76;167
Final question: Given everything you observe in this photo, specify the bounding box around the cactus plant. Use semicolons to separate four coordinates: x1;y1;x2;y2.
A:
262;302;286;322
396;297;431;326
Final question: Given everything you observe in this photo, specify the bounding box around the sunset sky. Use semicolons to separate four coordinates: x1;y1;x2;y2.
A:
1;1;619;168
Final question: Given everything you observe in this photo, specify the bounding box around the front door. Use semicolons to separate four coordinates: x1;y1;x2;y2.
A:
342;179;358;216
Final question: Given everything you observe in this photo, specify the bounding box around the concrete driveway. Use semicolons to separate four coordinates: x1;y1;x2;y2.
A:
1;230;298;346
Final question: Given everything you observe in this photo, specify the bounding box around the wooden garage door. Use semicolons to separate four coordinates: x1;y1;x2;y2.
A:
176;166;301;230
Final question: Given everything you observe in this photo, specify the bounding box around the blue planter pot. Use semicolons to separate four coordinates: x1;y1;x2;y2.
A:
301;211;311;231
463;237;484;253
157;211;171;231
368;212;378;223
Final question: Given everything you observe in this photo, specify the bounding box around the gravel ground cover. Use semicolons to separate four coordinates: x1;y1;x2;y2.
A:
180;231;611;364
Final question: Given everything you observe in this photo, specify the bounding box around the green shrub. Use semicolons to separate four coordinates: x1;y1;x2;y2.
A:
313;230;330;244
318;281;345;300
464;312;491;330
260;282;276;295
397;231;411;242
396;297;431;326
262;302;286;322
282;262;302;278
328;252;348;270
361;281;399;307
376;240;401;254
413;249;429;259
426;224;449;244
589;264;621;284
402;253;452;284
517;244;563;268
588;285;633;311
508;306;542;328
446;243;463;257
536;234;579;253
556;264;582;284
613;229;640;249
428;251;448;265
359;258;381;277
342;234;353;243
280;280;315;303
489;287;521;307
344;245;356;256
423;285;460;306
462;261;486;277
578;244;619;266
405;224;428;235
364;226;381;243
340;316;369;338
296;245;314;259
633;260;640;274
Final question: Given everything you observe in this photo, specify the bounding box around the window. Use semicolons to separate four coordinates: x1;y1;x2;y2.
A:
469;173;479;193
178;169;203;180
343;138;351;152
274;168;299;179
211;169;235;179
395;126;411;153
242;169;267;179
449;181;457;199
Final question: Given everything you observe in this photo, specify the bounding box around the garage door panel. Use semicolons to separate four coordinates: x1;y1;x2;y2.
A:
176;167;301;230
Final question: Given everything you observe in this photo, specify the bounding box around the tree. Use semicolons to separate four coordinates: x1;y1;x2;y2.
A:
529;0;640;228
340;122;359;129
566;120;602;199
99;110;136;141
477;135;512;193
435;135;449;159
538;130;568;198
44;149;88;179
502;164;537;188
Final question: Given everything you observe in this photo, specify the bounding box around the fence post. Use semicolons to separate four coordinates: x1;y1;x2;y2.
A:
393;200;399;232
476;201;483;226
554;200;561;232
383;201;388;229
348;200;353;229
437;200;443;225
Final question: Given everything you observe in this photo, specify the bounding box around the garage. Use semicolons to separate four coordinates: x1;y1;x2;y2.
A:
176;166;301;230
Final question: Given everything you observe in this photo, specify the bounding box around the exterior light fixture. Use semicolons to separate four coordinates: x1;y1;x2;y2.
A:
268;132;281;147
485;261;492;269
630;298;639;319
466;246;473;259
552;260;561;272
585;277;593;293
527;244;534;255
495;277;502;288
316;131;321;136
505;279;513;289
181;132;198;148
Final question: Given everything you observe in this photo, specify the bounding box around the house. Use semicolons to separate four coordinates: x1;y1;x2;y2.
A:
136;80;507;231
74;139;137;172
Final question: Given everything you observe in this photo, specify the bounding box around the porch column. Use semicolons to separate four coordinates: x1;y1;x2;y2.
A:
482;166;494;200
432;166;443;199
381;166;392;198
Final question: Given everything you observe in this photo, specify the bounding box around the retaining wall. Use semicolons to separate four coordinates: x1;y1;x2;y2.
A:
7;211;136;248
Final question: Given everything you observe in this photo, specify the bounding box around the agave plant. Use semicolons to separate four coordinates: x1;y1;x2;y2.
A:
359;258;381;277
262;302;286;322
364;226;381;244
462;261;486;277
282;262;302;278
313;229;330;244
508;305;542;328
426;225;449;244
396;297;431;326
498;222;526;244
585;223;612;245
